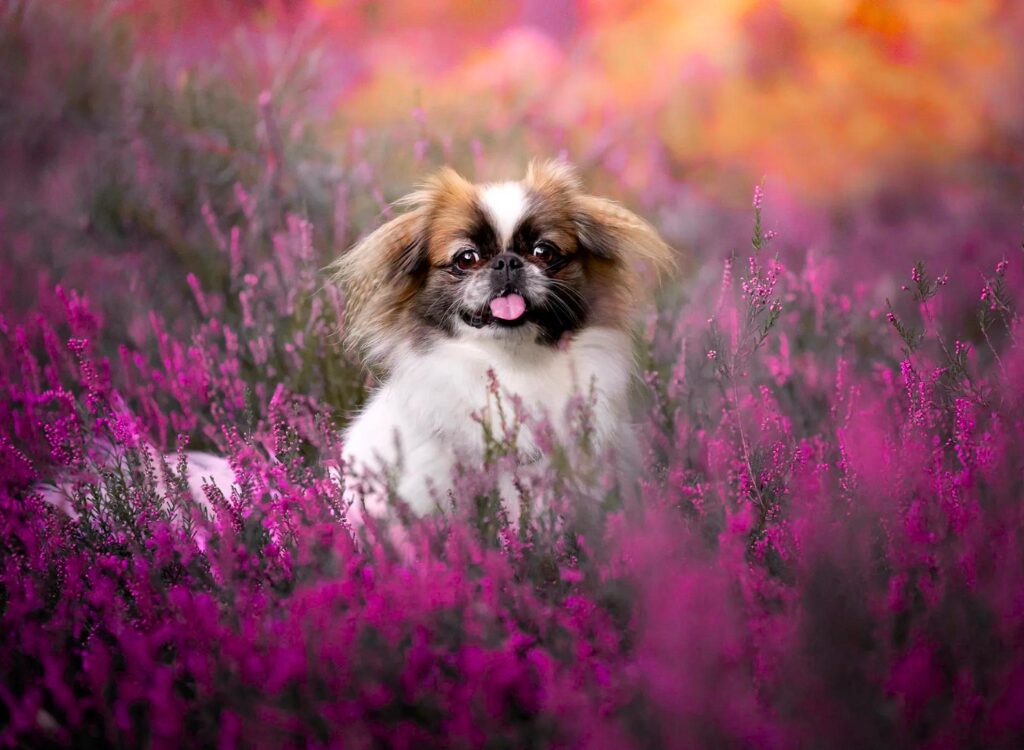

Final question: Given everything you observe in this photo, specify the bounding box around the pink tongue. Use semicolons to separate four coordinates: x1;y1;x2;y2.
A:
489;293;526;321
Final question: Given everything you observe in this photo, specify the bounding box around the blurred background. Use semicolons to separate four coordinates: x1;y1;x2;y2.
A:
3;0;1023;337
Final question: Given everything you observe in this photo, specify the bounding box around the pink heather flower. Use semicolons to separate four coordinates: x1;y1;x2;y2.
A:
239;290;255;328
228;226;242;279
67;337;89;356
201;202;227;253
486;367;500;395
707;349;717;360
752;183;764;210
716;257;733;313
186;274;209;317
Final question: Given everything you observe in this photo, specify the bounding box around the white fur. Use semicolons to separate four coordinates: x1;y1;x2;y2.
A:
479;182;528;245
180;451;236;508
341;326;635;516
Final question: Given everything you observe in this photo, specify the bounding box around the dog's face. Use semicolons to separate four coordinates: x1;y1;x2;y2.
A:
414;177;591;344
335;160;673;363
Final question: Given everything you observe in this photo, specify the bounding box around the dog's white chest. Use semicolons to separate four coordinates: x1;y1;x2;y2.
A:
341;327;633;513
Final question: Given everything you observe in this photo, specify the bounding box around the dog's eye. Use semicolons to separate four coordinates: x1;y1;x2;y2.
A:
453;249;481;271
532;242;558;262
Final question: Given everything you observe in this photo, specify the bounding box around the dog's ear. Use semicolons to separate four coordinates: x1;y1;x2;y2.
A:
330;166;475;358
573;194;675;280
330;206;428;348
525;158;675;279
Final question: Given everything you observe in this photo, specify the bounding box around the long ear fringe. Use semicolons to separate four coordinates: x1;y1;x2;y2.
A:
328;208;424;357
527;158;676;285
328;167;475;361
575;194;677;284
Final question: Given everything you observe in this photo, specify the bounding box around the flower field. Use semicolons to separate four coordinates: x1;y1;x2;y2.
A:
2;1;1024;747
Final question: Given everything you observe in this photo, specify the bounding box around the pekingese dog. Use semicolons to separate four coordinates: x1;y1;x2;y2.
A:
38;161;672;530
333;160;673;519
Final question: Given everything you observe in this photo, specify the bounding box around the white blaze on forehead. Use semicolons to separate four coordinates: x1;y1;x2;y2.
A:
479;181;527;246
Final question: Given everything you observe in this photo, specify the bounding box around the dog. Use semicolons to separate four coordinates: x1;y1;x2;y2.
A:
333;160;673;520
38;161;672;530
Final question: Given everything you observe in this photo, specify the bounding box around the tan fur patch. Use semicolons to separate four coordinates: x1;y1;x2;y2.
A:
422;177;481;267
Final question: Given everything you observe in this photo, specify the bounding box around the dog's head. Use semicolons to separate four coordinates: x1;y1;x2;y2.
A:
332;160;674;365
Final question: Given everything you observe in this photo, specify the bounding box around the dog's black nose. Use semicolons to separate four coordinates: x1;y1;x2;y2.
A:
489;253;523;272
